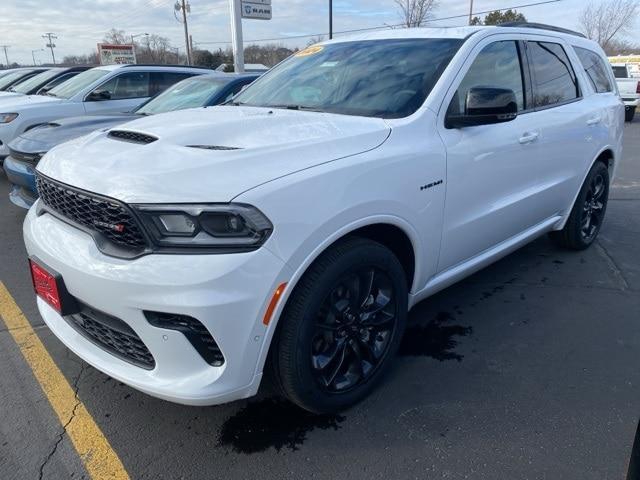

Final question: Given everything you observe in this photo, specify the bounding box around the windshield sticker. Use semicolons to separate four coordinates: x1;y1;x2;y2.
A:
320;61;339;67
295;45;324;57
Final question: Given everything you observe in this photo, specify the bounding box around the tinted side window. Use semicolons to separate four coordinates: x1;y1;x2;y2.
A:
574;47;613;93
150;72;195;96
450;41;525;115
528;42;579;108
94;72;151;100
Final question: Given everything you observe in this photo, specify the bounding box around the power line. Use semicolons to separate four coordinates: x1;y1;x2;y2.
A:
196;0;564;46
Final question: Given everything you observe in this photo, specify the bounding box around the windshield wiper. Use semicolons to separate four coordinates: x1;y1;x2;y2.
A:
263;104;324;112
44;91;58;97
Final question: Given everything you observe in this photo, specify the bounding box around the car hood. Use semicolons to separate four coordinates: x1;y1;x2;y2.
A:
10;114;141;155
37;106;391;203
0;91;23;99
0;94;61;108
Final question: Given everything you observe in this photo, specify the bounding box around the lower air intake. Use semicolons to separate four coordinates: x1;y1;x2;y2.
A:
145;312;225;366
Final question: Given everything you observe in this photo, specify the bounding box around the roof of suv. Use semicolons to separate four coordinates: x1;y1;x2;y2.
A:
324;24;592;45
92;64;214;72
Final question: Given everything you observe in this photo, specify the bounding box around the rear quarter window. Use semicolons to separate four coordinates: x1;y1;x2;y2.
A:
574;47;614;93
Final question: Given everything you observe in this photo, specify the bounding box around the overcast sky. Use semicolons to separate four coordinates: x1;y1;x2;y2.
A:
1;0;636;65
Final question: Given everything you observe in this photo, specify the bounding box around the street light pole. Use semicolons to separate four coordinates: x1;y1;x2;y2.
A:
42;32;58;65
0;45;9;67
468;0;474;25
229;0;244;73
329;0;333;39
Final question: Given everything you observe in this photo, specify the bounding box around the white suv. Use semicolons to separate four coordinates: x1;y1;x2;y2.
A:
0;64;207;158
24;25;623;413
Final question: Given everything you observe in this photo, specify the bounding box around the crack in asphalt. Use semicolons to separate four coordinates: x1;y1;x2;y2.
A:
596;240;630;291
38;362;86;480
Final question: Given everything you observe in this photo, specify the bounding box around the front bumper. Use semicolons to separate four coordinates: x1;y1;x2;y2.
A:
622;98;640;108
4;156;37;208
23;206;291;405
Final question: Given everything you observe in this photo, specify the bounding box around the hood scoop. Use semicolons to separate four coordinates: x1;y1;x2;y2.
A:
108;130;158;145
186;144;242;151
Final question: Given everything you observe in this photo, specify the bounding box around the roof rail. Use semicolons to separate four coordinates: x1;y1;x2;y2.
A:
120;64;214;70
497;22;586;38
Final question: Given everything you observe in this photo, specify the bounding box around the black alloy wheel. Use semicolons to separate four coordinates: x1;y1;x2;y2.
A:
549;160;610;250
271;237;408;413
311;267;397;393
580;171;607;243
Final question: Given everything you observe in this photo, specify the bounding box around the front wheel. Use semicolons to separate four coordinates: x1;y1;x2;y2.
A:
549;161;610;250
271;237;408;413
626;107;636;122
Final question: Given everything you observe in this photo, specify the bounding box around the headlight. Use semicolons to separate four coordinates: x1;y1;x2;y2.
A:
0;113;18;124
134;203;273;251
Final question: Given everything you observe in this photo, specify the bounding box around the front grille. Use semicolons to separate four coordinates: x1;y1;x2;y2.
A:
9;147;42;165
108;130;158;144
66;304;155;369
145;312;225;366
36;174;148;251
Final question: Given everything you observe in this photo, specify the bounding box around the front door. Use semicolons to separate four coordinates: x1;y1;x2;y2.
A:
436;39;546;272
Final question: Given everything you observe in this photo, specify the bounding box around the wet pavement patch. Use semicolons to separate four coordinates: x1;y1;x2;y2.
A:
217;398;345;454
399;312;472;361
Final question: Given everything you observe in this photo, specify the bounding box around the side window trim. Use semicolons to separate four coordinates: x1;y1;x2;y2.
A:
518;40;535;114
524;40;583;112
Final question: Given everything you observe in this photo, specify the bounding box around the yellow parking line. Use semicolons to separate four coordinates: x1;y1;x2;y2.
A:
0;282;130;480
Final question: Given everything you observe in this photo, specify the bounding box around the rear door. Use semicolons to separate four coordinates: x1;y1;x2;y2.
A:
83;71;152;114
517;39;596;221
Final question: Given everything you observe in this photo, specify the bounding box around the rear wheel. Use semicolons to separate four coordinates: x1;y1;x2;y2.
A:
549;161;610;250
626;107;636;122
271;237;407;413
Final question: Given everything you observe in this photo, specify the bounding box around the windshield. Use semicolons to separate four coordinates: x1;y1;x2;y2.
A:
233;39;463;119
612;66;629;79
48;68;110;99
137;76;231;115
0;71;35;90
11;69;61;94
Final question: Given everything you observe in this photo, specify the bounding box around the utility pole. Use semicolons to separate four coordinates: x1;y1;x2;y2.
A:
229;0;244;73
0;45;9;67
329;0;333;39
174;0;192;65
468;0;474;25
42;32;58;64
31;48;43;66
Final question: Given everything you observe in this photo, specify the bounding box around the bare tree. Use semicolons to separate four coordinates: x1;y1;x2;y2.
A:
102;28;128;45
579;0;640;51
394;0;438;28
306;36;325;47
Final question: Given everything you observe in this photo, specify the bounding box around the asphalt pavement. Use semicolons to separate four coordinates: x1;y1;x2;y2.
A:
0;122;639;480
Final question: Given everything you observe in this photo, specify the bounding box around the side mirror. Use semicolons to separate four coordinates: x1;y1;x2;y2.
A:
86;90;112;102
446;87;518;128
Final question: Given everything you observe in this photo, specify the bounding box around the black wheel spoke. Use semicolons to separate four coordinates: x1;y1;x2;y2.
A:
310;266;399;394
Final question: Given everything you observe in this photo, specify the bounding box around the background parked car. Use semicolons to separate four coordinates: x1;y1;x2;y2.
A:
612;63;640;121
0;66;91;99
0;64;211;160
0;68;50;92
4;73;259;208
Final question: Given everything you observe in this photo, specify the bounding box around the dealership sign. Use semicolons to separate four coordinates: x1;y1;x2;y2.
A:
241;0;272;20
98;44;137;65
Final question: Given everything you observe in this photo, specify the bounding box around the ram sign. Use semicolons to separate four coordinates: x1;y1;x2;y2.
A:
98;44;137;65
241;1;272;20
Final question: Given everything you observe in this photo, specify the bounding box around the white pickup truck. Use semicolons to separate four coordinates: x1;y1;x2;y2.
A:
612;63;640;121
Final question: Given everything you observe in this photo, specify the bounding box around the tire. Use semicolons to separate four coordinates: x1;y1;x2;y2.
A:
270;237;408;413
549;161;610;250
626;107;636;122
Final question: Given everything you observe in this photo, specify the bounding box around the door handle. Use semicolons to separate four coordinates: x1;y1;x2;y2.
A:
587;116;602;126
518;132;539;144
